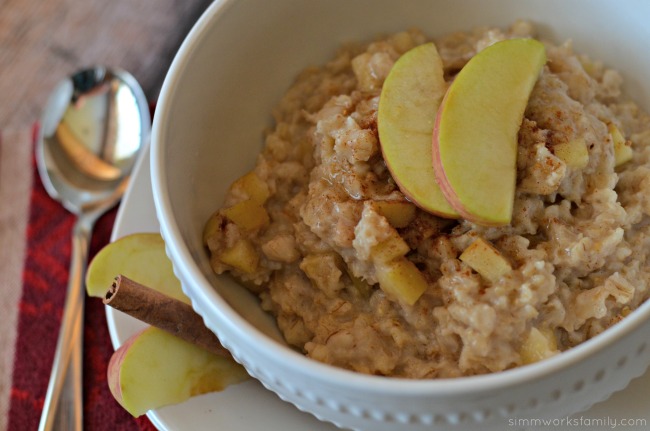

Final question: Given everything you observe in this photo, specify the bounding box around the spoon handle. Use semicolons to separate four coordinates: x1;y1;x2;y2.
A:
53;316;84;430
39;216;93;431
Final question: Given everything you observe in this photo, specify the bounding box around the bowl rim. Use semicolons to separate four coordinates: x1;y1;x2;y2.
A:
151;0;650;396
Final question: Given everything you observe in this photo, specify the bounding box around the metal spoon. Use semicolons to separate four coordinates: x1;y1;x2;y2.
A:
36;67;150;431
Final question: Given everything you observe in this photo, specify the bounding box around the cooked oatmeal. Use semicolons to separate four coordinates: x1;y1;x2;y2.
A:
203;21;650;378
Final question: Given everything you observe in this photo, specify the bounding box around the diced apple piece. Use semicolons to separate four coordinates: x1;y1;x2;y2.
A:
86;233;189;304
370;234;410;263
553;138;589;169
108;326;249;417
219;239;259;273
432;39;547;226
375;257;428;305
203;212;222;245
230;171;270;204
460;237;512;283
300;253;343;293
348;272;373;299
608;123;633;166
520;327;558;365
222;199;269;231
375;200;417;228
378;43;458;218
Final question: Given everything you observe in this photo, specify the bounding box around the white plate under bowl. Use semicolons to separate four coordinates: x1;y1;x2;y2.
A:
106;145;650;431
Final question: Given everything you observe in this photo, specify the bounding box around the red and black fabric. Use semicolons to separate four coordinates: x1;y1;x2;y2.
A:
8;124;157;431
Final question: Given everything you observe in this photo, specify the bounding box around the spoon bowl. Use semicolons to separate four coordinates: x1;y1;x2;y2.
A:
37;67;149;214
36;66;149;431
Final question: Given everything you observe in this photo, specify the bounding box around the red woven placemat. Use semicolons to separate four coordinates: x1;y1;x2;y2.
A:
8;126;157;431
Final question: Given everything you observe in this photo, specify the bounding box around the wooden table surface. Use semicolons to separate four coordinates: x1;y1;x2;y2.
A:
0;1;211;430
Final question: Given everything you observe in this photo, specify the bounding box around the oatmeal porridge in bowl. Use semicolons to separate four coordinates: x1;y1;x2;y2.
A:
203;22;650;378
152;1;650;430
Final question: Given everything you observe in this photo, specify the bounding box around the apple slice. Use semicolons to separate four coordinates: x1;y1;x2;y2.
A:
378;43;458;218
108;326;249;417
88;233;250;416
86;233;189;304
432;39;547;226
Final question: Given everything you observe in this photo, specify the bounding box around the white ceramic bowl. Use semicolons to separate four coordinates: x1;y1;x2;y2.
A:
151;1;650;430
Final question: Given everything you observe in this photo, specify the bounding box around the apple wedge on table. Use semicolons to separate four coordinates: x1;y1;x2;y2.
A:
86;233;249;417
432;38;547;226
86;233;189;303
108;326;249;417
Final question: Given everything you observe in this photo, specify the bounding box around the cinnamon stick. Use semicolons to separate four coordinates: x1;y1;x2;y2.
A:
104;275;231;358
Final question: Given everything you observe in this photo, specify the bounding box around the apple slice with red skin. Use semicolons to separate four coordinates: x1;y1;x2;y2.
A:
378;42;458;218
87;233;249;417
86;232;189;303
108;326;249;417
432;38;547;226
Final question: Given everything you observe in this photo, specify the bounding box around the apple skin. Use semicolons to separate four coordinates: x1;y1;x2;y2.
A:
432;38;547;226
378;42;458;219
86;232;189;303
108;327;249;417
89;232;250;417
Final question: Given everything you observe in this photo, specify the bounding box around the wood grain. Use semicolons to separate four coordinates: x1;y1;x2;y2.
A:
0;0;212;129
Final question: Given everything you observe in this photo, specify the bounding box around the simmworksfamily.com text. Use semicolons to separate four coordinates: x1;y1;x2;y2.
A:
508;416;647;428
